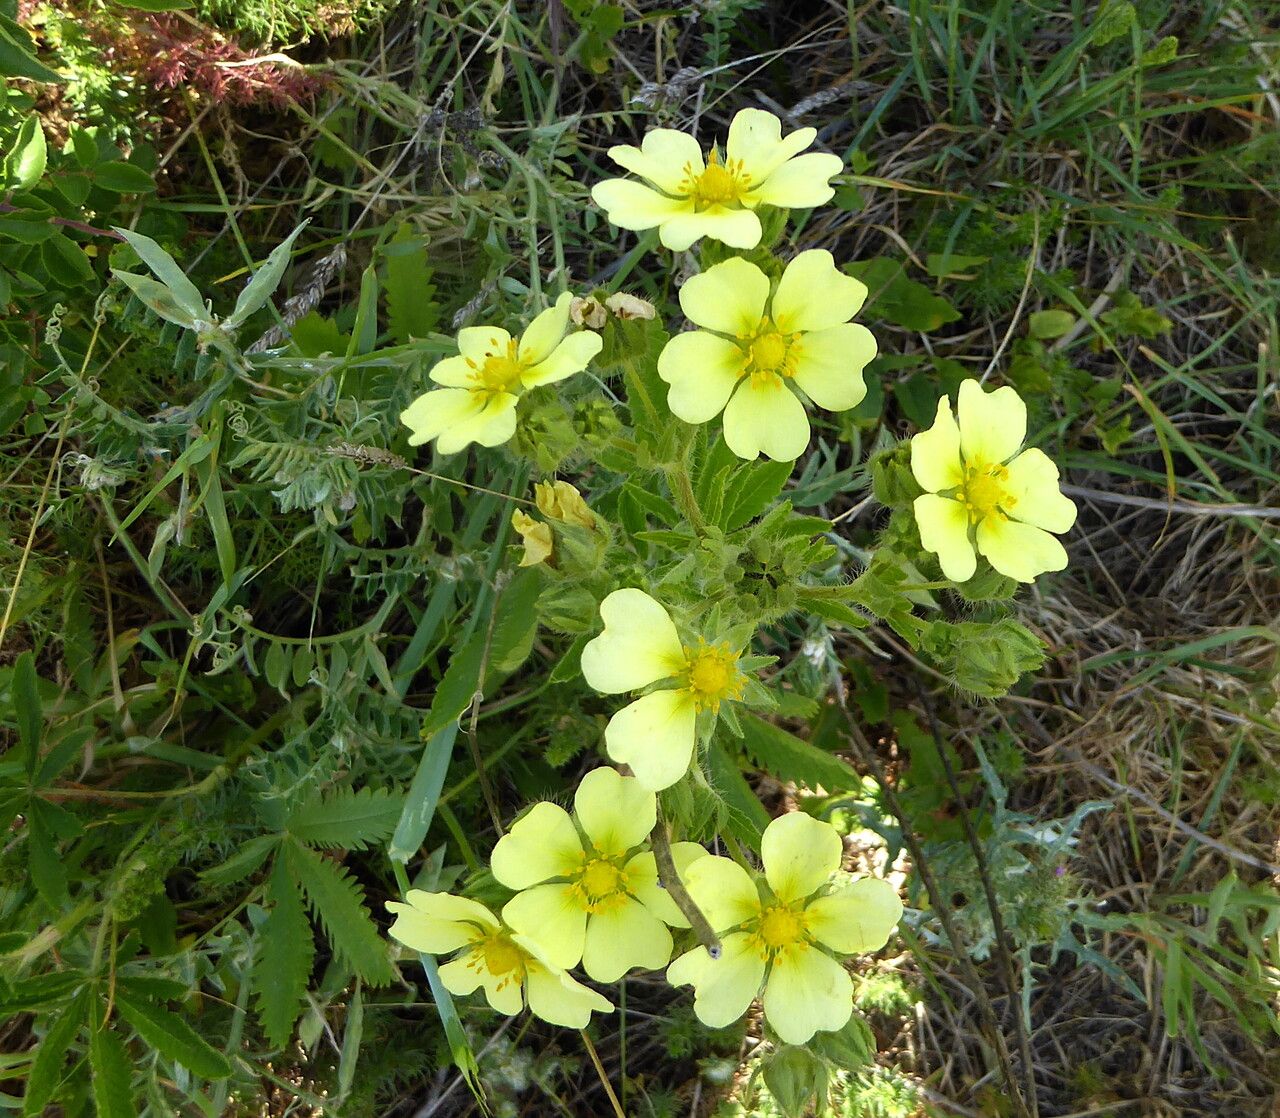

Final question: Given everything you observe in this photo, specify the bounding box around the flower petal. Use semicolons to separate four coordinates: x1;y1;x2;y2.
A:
603;689;698;791
608;130;703;193
957;379;1026;466
625;843;708;928
520;330;603;388
434;394;518;455
581;897;674;982
427;355;476;388
591;179;693;231
722;374;810;462
386;898;482;955
910;395;964;492
667;933;765;1029
522;954;614;1027
517;291;572;366
770;250;869;333
437;952;487;998
501;883;587;969
580;588;686;694
400;388;485;447
683;854;762;932
789;324;875;412
490;802;584;889
658;331;746;423
725;109;816;183
746;152;843;209
762;813;842;904
457;326;512;363
658;207;762;252
762;944;853;1044
913;493;977;582
975;515;1069;583
805;877;903;955
1003;448;1077;533
678;257;770;337
573;766;655;856
476;970;525;1016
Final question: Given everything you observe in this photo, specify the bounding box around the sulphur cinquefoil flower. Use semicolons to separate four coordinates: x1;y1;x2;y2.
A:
491;767;705;982
580;589;747;790
910;379;1077;583
399;292;603;454
591;108;843;251
657;251;876;461
386;891;612;1028
667;813;902;1045
511;510;553;567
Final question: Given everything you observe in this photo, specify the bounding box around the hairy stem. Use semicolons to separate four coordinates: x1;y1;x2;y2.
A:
650;812;721;958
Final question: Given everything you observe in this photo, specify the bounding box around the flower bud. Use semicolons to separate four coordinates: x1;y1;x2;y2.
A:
534;480;595;530
511;510;553;567
569;295;607;329
604;291;657;320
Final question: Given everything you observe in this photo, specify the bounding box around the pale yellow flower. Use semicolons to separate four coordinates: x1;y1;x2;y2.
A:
400;292;602;454
657;251;876;461
386;891;612;1028
667;813;902;1045
580;589;746;790
910;380;1077;583
511;510;553;567
591;109;843;251
490;767;705;982
534;480;595;530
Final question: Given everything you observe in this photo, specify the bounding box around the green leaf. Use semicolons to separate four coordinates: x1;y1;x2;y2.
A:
114;990;231;1079
382;222;440;343
12;650;40;773
1028;308;1076;339
112;270;199;328
28;800;68;906
738;712;859;791
762;1046;825;1118
42;234;95;288
0;15;63;82
389;723;458;863
111;0;194;9
7;115;47;191
720;459;793;531
111;228;204;317
256;857;314;1048
199;833;279;887
286;840;393;985
845;258;960;332
346;263;379;357
924;251;988;278
95;162;156;194
88;1022;136;1118
705;742;770;853
225;220;309;330
0;212;54;244
287;786;404;850
22;997;84;1116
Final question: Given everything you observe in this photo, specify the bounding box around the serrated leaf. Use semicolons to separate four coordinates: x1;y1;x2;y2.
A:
285;841;393;985
114;990;230;1079
23;997;84;1116
111;228;204;317
200;833;280;888
28;801;68;906
89;1022;136;1118
256;858;313;1048
382;222;439;343
225;221;308;330
287;786;404;850
12;650;40;773
0;15;63;83
7;115;47;191
739;712;860;792
720;459;792;531
705;742;770;853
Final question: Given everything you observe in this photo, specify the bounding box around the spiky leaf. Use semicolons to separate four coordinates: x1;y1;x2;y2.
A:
89;1022;135;1118
256;857;313;1048
114;989;232;1079
287;786;404;851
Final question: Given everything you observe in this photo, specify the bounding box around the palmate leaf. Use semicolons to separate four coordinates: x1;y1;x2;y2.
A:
22;995;83;1117
88;1021;136;1118
287;786;404;851
285;840;393;985
114;987;231;1079
256;857;313;1048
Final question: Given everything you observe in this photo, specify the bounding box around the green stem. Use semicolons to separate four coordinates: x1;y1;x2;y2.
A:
665;455;707;535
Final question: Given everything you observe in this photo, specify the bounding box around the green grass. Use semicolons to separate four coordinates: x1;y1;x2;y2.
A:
2;1;1279;1116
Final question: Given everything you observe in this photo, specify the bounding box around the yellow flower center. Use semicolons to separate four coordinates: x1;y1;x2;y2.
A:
572;857;630;914
471;337;524;393
470;931;527;990
683;642;744;713
748;331;789;374
960;463;1015;522
686;150;750;210
749;904;810;959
